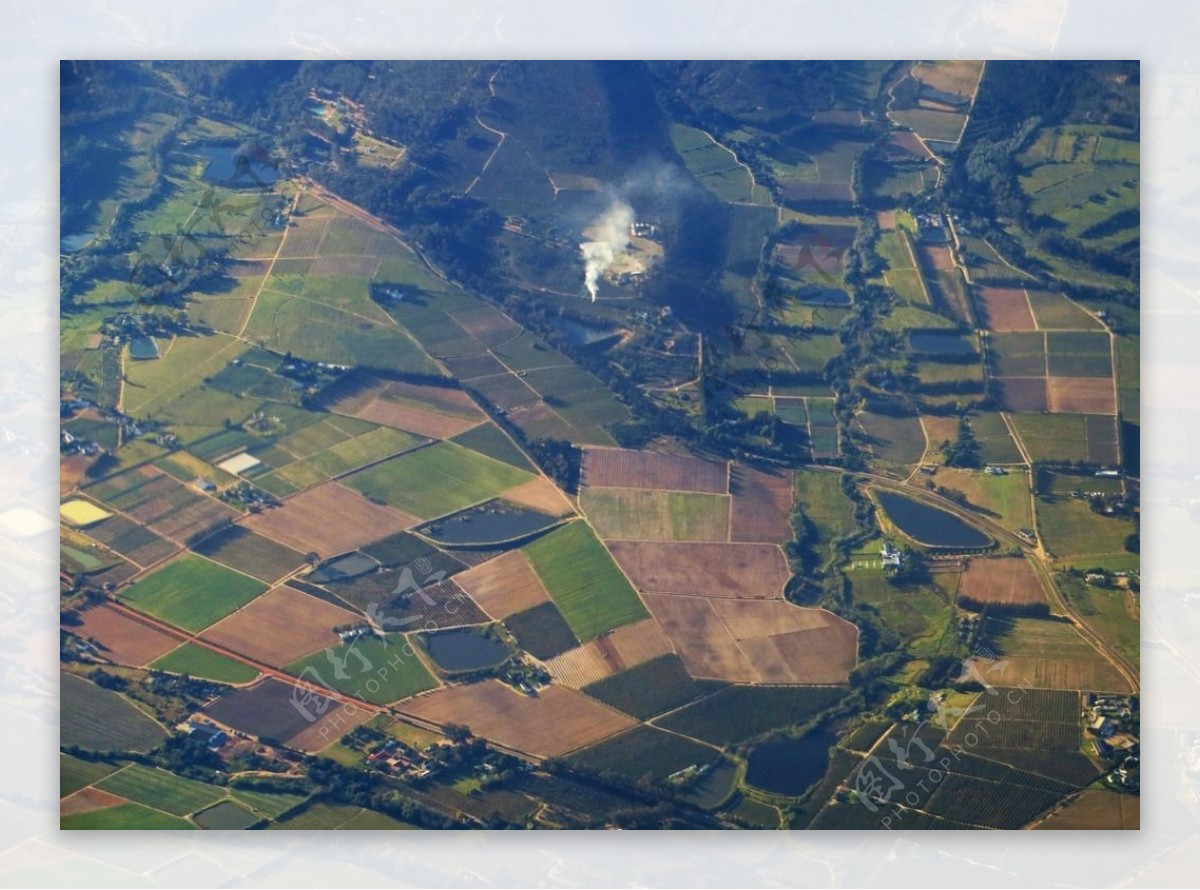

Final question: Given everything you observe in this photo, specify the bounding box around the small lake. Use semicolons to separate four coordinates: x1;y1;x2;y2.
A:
419;501;558;546
745;726;838;797
909;331;976;356
422;629;511;673
551;318;620;348
876;490;992;548
60;233;94;253
128;337;159;360
194;143;279;187
682;758;739;809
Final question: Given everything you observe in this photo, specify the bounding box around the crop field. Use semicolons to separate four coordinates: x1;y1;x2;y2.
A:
61;672;167;753
246;481;418;556
602;618;674;667
499;476;573;516
453;550;550;619
449;423;533;471
580;488;729;541
1026;289;1105;330
88;466;238;545
65;602;180;667
254;426;424;497
119;554;268;633
523;522;648;640
975;286;1036;331
321;372;486;439
96;763;226;816
892;109;967;143
993;377;1048;412
729;465;794;544
1035;494;1134;567
922;771;1066;829
61;801;193;830
151;643;260;684
1046;376;1116;415
286;634;438;705
931;467;1034;532
121;332;250;417
974;617;1131;692
327;571;488;629
61;754;121;797
398;680;635;758
582;654;723;719
842;720;891;753
958;236;1027;284
502;602;579;659
190;525;305;583
865;161;935;199
543;640;620;688
203;677;371;751
911;60;984;99
655;685;846;746
1035;790;1139;830
966;411;1024;464
884;267;929;304
846;567;951;655
1009;413;1091;463
608;541;789;598
670;123;769;204
957;556;1045;609
857;411;925;467
343;441;532;521
202;585;359;667
792;470;857;560
570;724;720;782
643;595;858;684
357;530;466;575
581;448;728;494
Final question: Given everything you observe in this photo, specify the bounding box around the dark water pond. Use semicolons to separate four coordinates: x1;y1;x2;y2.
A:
419;501;557;546
128;337;159;360
682;759;739;809
745;726;838;797
876;490;991;548
910;331;976;356
195;143;279;187
422;629;511;673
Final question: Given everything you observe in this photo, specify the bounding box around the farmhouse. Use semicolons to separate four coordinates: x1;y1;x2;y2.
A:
880;542;904;569
185;720;229;750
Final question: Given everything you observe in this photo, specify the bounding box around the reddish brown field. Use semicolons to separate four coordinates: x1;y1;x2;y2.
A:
60;786;126;817
398;680;635;757
607;541;790;598
729;465;793;544
963;655;1131;693
544;641;619;688
643;595;858;684
889;130;930;159
61;455;90;496
246;482;418;556
323;373;484;439
1047;377;1116;415
1035;790;1139;830
66;603;181;667
453;550;550;619
875;210;898;230
918;244;956;271
601;618;674;669
976;286;1037;331
500;476;573;516
582;448;729;493
958;557;1045;608
202;585;359;667
115;469;239;544
994;377;1049;412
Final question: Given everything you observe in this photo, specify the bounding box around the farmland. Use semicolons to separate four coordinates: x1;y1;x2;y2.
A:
204;678;372;751
151;643;260;684
608;541;790;598
1035;494;1135;567
957;556;1046;610
502;602;579;659
119;554;268;632
930;467;1034;532
96;763;226;816
285;634;438;705
583;654;724;719
570;724;720;781
61;672;167;753
190;525;305;583
579;488;729;541
1035;790;1139;830
973;617;1131;692
202;584;359;667
245;481;417;556
656;685;847;746
523;522;648;640
60;802;194;830
65;602;180;667
453;550;550;619
581;448;728;494
343;441;532;520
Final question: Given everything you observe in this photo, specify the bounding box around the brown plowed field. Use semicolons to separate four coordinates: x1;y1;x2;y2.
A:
322;373;484;439
976;287;1037;331
582;448;728;493
918;244;956;270
607;541;790;598
66;603;180;667
500;476;573;516
453;550;550;619
60;786;126;816
245;482;417;556
397;680;635;757
202;585;360;667
995;377;1049;412
1047;377;1116;415
958;557;1045;607
544;641;619;688
729;465;794;544
602;618;674;668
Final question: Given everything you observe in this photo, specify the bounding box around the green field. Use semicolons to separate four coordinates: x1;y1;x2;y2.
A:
122;332;250;416
267;800;415;830
579;489;729;542
655;685;846;746
285;634;437;705
1009;413;1090;463
1026;290;1104;330
1035;495;1135;566
61;801;194;830
670;123;771;204
450;423;534;470
891;108;966;143
61;672;167;753
523;521;649;640
151;643;261;684
229;785;311;819
257;425;423;496
570;724;720;782
119;554;268;632
793;470;857;562
970;411;1025;464
96;763;226;816
343;441;531;520
1057;574;1139;667
847;567;953;656
933;468;1034;533
882;305;956;333
190;525;305;583
582;654;725;719
857;411;926;466
60;753;121;797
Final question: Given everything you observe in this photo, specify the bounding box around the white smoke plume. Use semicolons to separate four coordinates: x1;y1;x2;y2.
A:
580;197;635;301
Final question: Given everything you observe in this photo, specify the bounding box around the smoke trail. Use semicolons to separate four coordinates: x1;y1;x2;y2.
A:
580;197;635;301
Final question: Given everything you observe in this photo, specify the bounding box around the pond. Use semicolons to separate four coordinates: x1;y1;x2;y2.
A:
909;331;976;356
745;726;839;797
682;758;739;810
795;286;852;307
128;337;159;360
550;318;620;348
422;628;511;673
418;500;558;547
875;490;992;549
194;143;279;187
60;233;94;253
